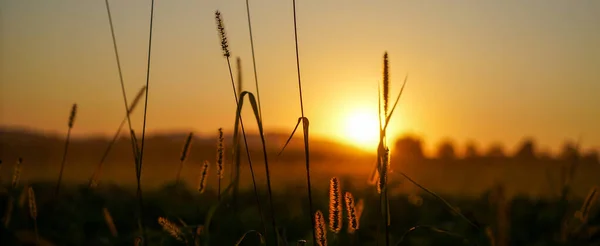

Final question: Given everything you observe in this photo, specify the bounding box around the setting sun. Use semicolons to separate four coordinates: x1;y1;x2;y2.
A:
344;109;380;149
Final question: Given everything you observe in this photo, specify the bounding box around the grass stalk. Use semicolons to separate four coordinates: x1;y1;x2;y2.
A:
231;92;277;245
176;132;194;186
291;0;317;244
103;0;148;242
55;104;77;196
215;10;267;239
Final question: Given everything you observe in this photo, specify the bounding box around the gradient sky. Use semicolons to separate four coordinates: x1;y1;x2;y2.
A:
1;0;599;154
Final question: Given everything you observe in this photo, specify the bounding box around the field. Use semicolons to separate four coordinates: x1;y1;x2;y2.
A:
1;130;600;245
2;1;599;245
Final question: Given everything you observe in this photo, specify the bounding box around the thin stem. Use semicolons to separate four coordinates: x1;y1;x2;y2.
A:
54;128;72;196
34;219;39;246
226;57;268;238
89;117;127;188
245;0;263;120
134;0;156;243
292;1;316;245
104;0;136;145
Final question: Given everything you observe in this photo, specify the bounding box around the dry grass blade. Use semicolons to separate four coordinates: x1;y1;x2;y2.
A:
103;207;118;237
234;230;266;246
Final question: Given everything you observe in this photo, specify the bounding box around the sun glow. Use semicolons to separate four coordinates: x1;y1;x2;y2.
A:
344;108;381;150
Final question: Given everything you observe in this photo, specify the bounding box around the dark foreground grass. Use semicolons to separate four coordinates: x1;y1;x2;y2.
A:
1;182;598;246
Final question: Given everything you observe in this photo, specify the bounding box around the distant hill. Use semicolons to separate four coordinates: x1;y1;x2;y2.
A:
0;126;374;167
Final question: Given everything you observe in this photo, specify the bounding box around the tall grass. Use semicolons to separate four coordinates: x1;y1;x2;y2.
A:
55;103;77;196
89;85;147;188
215;9;268;239
176;132;194;185
103;0;149;242
290;0;317;244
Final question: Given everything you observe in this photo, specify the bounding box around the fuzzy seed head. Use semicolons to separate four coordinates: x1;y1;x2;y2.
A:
344;192;358;233
181;132;194;162
103;207;118;237
134;236;143;246
236;57;243;95
158;217;183;241
216;128;224;178
68;103;77;128
355;199;365;223
377;148;390;194
12;158;22;189
382;52;390;116
315;210;327;246
215;10;230;57
328;177;342;233
28;187;37;219
128;86;147;115
198;161;209;193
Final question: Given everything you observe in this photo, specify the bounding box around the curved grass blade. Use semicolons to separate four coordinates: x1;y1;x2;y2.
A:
395;225;474;246
398;172;480;230
277;117;302;156
235;230;266;246
232;91;278;244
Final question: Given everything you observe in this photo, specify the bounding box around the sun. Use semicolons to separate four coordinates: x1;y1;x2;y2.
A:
344;109;380;149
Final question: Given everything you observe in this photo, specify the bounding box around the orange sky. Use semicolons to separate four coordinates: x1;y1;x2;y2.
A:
1;0;599;154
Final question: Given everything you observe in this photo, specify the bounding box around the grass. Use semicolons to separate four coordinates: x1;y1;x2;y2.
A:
1;181;598;245
1;0;599;245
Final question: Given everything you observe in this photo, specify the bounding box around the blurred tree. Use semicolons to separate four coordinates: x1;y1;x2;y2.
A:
582;150;599;165
486;143;506;158
436;139;456;160
514;137;537;160
394;135;425;161
464;140;480;159
559;140;580;161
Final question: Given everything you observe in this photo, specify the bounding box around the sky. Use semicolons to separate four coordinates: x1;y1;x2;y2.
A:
1;0;599;154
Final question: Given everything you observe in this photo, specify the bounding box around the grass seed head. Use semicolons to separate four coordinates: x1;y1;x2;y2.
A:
329;177;342;233
315;210;327;246
180;132;194;162
198;161;209;193
382;52;390;116
345;191;358;233
12;158;22;189
576;185;599;222
158;217;183;241
217;128;224;178
28;187;37;219
68;103;77;128
103;207;118;237
215;10;230;57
